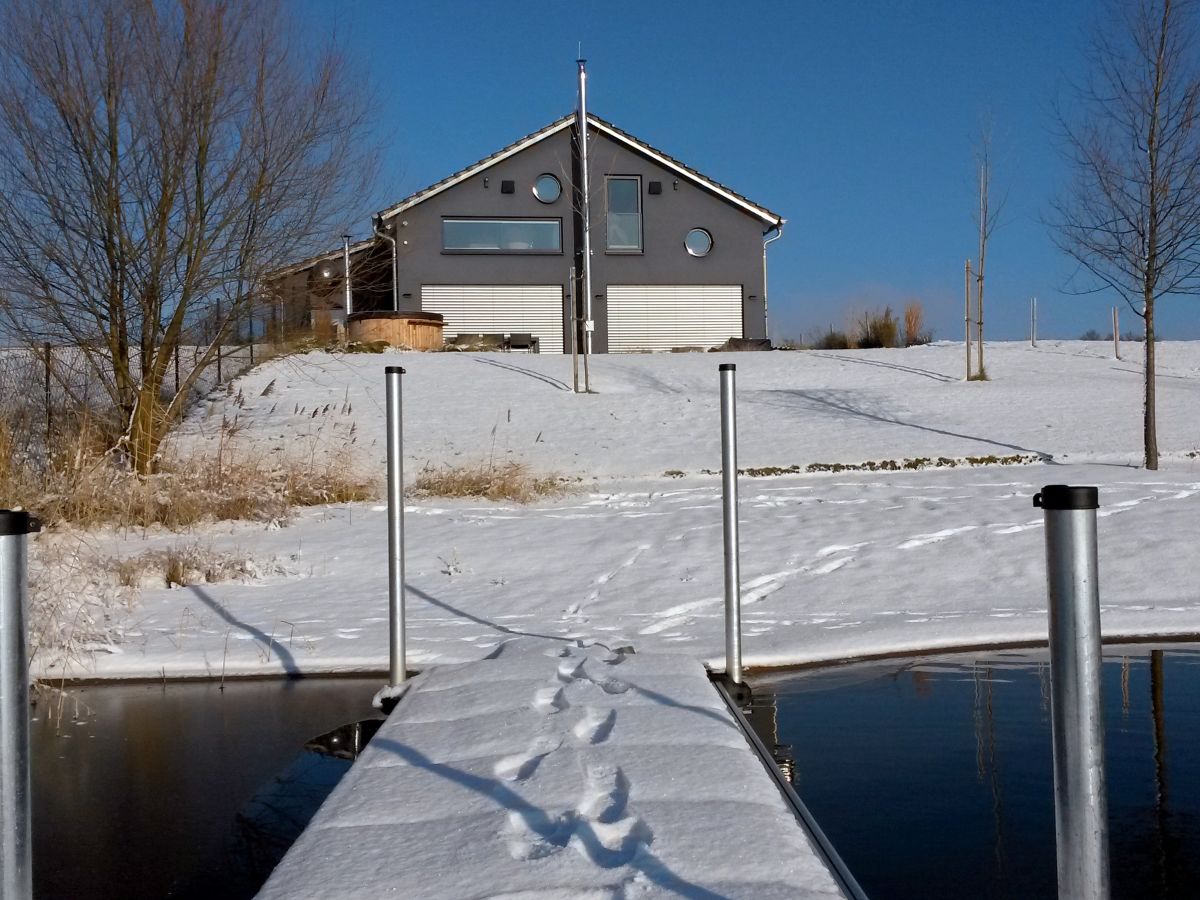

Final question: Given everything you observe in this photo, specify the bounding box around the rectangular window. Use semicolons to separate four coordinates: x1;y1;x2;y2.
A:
606;176;642;251
442;218;561;253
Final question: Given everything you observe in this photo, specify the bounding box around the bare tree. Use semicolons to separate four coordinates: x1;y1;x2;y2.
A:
0;0;376;472
972;121;1003;379
1054;0;1200;470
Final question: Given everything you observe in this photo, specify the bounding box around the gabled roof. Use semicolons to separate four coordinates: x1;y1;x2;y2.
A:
266;238;375;280
377;113;783;228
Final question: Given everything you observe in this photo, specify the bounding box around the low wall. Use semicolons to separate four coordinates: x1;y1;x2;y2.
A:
347;311;444;350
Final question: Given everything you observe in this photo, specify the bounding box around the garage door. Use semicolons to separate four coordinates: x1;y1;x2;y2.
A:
606;285;742;352
421;285;564;353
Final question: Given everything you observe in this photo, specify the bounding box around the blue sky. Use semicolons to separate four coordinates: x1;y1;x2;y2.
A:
300;0;1200;341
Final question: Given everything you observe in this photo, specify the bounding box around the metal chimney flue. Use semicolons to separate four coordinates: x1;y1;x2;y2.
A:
577;59;594;356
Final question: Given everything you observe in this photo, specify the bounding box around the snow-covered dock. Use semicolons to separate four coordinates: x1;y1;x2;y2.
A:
256;643;847;899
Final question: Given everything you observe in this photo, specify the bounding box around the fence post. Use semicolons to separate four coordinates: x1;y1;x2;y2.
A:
1031;297;1038;348
1;509;39;900
215;299;224;384
385;366;407;689
965;260;973;379
42;343;51;455
1112;307;1120;360
1033;485;1110;900
569;266;579;394
719;364;742;684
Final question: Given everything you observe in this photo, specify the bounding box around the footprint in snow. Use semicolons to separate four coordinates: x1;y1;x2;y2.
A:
493;735;562;782
572;708;617;745
811;556;853;575
896;526;978;549
816;542;869;558
532;686;569;714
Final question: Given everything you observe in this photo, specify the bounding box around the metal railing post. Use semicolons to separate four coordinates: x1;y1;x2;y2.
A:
719;364;742;684
1034;484;1109;900
1;509;39;900
385;367;407;688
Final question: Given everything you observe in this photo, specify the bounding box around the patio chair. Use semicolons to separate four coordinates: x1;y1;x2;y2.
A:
506;333;539;353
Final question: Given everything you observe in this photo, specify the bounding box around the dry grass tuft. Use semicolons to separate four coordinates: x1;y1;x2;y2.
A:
903;301;932;346
413;461;573;503
29;533;296;677
853;307;900;349
27;535;138;675
0;413;375;530
115;542;289;589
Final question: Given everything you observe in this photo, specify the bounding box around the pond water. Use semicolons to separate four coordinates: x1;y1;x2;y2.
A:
31;677;381;900
747;644;1200;900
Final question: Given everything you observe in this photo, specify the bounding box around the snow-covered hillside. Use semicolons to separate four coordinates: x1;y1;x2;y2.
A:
45;341;1200;681
173;341;1200;479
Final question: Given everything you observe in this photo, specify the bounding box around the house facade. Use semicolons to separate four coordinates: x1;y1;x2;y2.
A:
272;113;783;353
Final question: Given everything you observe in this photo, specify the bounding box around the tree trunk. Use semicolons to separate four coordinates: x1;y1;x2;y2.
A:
1144;299;1159;470
128;384;165;475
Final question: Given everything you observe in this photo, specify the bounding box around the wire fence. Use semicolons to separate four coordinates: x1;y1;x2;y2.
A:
0;341;261;462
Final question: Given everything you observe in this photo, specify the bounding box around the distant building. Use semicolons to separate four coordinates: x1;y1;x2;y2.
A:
269;113;783;352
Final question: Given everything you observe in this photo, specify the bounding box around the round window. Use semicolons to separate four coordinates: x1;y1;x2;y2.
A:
685;228;713;257
533;173;562;204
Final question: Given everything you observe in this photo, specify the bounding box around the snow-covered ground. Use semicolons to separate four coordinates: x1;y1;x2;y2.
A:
172;339;1200;476
36;341;1200;680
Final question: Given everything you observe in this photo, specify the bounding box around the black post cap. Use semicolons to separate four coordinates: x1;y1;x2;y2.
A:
0;510;41;536
385;366;406;375
718;363;736;372
1033;485;1099;510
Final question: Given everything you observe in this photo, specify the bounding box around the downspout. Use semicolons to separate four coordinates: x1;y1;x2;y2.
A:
373;215;399;312
762;219;785;340
577;59;594;355
342;234;353;318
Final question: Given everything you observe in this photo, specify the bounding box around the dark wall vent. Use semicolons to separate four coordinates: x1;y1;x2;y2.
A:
501;180;515;194
648;181;663;195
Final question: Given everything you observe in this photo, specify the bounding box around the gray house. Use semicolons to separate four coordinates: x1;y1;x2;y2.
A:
274;113;783;353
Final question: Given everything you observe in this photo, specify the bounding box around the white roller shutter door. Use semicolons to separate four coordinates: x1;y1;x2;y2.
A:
421;285;564;353
606;285;743;353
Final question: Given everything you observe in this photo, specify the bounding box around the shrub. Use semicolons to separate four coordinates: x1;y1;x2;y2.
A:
412;461;573;503
903;302;932;346
854;307;900;349
1080;329;1103;341
814;328;852;350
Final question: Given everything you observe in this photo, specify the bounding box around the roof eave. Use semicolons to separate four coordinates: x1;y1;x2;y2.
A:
377;115;575;221
374;111;783;228
264;238;376;281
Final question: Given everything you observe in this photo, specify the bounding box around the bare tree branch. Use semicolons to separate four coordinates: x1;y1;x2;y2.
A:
1051;0;1200;469
0;0;379;472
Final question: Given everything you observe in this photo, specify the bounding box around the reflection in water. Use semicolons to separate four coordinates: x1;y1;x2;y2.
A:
228;719;384;890
1151;649;1168;895
32;678;381;900
747;644;1200;900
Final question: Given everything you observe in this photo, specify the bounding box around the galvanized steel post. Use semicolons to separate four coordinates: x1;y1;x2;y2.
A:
1034;484;1109;900
385;367;407;687
719;364;742;684
1;509;39;900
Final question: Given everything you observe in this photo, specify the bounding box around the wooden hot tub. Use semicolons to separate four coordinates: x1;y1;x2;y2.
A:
347;311;444;350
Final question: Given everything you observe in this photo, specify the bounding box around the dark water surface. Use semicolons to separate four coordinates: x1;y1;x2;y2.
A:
748;644;1200;900
32;677;381;900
